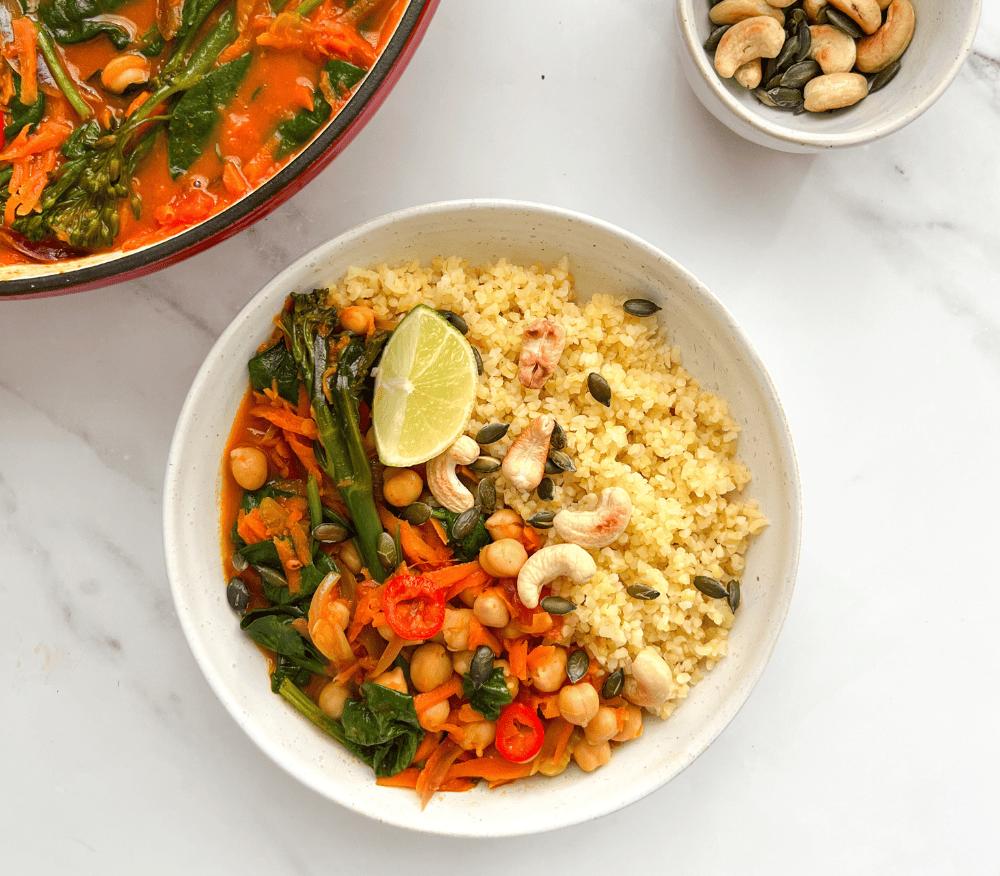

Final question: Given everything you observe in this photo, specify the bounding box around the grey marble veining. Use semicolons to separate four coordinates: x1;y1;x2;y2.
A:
3;1;999;872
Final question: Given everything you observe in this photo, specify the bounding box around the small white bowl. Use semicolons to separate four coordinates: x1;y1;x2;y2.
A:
163;199;801;836
676;0;982;152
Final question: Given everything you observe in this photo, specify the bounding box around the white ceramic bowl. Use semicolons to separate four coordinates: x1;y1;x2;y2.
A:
163;199;801;836
676;0;981;152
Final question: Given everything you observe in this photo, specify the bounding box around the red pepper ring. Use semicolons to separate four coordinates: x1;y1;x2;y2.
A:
495;702;545;764
381;573;446;641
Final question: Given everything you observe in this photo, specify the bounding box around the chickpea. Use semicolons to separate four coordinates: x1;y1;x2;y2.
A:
337;541;362;574
612;704;644;742
485;508;523;542
442;607;474;651
558;682;600;727
457;721;496;755
325;599;351;632
317;681;352;720
229;446;268;491
529;646;568;693
420;699;451;732
410;643;453;693
584;706;620;744
473;590;511;628
451;649;475;675
478;538;528;579
383;469;423;508
494;658;519;700
572;738;611;772
371;667;408;694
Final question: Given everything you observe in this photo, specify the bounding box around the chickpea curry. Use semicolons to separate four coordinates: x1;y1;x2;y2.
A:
0;0;407;267
221;290;650;806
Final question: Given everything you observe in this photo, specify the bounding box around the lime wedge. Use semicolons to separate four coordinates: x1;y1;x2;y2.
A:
372;305;479;467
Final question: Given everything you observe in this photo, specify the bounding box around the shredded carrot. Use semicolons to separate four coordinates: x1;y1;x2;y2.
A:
526;644;556;676
422;562;481;589
446;757;534;783
376;767;420;788
274;537;303;594
445;567;490;602
411;730;442;765
456;703;483;723
506;637;529;682
399;519;452;566
236;507;269;544
413;674;463;715
415;737;463;809
370;631;405;678
550;718;575;766
520;526;542;554
249;404;318;438
467;617;501;655
284;430;324;485
11;18;38;109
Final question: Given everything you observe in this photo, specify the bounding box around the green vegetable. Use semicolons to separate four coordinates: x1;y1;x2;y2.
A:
14;0;234;248
38;0;131;50
167;53;252;178
283;291;387;582
273;59;366;158
461;667;513;721
240;608;327;691
432;507;491;562
339;682;424;777
3;73;45;143
247;341;300;403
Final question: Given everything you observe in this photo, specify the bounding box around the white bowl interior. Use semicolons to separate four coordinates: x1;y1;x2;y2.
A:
163;200;801;836
676;0;982;151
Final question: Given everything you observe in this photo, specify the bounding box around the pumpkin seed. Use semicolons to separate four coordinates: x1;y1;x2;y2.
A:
549;420;567;450
772;32;799;74
537;476;555;501
626;583;660;601
780;59;821;89
468;645;495;689
452;507;480;540
527;510;557;529
226;577;250;614
587;372;612;407
693;574;729;600
754;87;778;107
312;521;352;544
547;449;576;473
602;668;625;699
540;595;576;615
544;458;562;475
231;551;249;573
825;7;862;38
765;86;805;109
470;455;501;475
476;477;497;514
475;422;509;444
623;297;662;317
727;579;742;613
703;23;729;51
566;649;590;683
472;346;484;376
868;60;901;94
255;564;287;590
789;7;806;29
795;18;811;61
436;309;469;334
376;531;398;570
400;501;433;525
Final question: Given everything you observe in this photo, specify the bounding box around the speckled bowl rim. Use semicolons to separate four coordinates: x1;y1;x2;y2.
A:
676;0;982;149
163;198;802;836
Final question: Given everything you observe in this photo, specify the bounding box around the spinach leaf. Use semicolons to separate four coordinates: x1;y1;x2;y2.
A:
272;59;366;158
236;539;282;569
167;52;251;178
270;654;313;692
461;667;512;721
262;549;337;607
248;341;300;403
339;682;424;777
39;0;131;49
432;507;491;562
4;74;45;143
240;609;327;691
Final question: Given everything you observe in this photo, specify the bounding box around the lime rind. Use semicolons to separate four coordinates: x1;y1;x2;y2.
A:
372;305;478;467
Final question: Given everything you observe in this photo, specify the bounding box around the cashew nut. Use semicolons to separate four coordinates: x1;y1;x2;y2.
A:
855;0;915;73
101;54;151;94
426;436;480;512
501;414;554;492
765;0;798;7
734;58;762;89
827;0;881;35
803;0;827;20
518;318;566;390
552;487;632;549
709;0;784;26
802;72;868;112
808;24;857;73
516;543;596;609
713;16;785;79
622;648;674;710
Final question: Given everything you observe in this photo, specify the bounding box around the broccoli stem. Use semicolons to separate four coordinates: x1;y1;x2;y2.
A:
34;23;92;120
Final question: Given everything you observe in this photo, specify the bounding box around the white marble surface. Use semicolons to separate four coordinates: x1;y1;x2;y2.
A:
3;0;999;871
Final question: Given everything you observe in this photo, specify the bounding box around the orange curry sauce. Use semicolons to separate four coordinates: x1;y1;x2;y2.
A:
0;0;407;266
